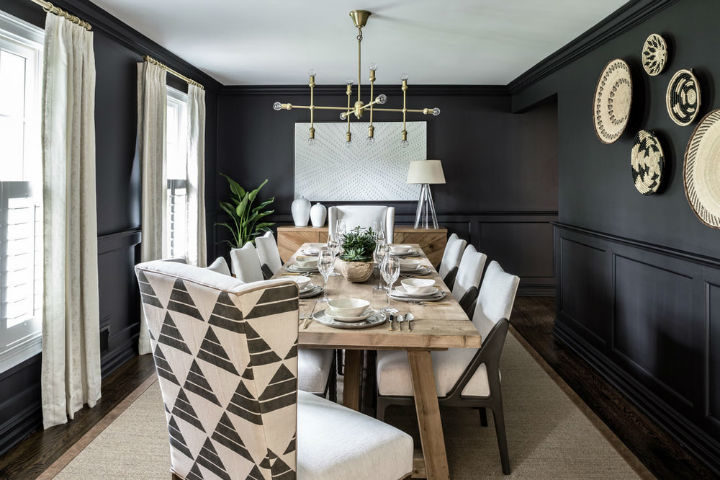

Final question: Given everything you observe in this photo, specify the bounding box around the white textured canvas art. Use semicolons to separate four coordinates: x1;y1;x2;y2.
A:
294;121;427;201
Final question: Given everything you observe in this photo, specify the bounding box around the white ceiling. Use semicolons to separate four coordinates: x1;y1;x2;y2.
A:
90;0;627;85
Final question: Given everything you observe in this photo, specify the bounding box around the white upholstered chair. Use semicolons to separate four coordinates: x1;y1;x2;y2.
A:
229;242;335;399
328;205;395;243
376;260;520;474
229;242;264;283
451;245;487;316
136;261;413;480
255;230;283;279
438;234;467;289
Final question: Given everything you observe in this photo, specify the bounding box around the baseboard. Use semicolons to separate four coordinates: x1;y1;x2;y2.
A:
101;337;139;378
0;399;42;457
554;319;720;475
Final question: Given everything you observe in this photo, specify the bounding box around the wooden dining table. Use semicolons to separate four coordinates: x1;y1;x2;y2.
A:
274;243;483;480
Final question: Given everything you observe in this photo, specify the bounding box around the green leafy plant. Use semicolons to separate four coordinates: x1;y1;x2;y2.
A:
218;173;275;248
339;227;377;262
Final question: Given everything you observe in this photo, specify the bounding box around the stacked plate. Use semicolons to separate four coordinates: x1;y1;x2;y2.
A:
289;276;323;298
399;259;433;276
390;279;447;303
389;245;419;257
312;298;386;329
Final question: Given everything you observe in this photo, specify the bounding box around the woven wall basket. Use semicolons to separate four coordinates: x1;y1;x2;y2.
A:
667;69;700;126
631;130;664;195
684;109;720;228
642;34;668;76
593;59;632;144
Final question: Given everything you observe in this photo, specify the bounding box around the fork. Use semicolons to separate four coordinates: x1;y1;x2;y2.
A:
301;300;319;329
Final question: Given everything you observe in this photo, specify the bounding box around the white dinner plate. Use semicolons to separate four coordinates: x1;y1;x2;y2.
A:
299;285;323;299
389;291;447;303
391;286;440;298
326;307;373;323
312;310;386;329
286;264;319;273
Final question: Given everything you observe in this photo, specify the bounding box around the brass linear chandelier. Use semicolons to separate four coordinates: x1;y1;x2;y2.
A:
273;10;440;145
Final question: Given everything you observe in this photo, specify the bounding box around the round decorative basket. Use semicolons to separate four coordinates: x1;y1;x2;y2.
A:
336;260;374;283
593;59;632;144
684;109;720;229
631;130;664;195
667;69;700;126
641;34;668;76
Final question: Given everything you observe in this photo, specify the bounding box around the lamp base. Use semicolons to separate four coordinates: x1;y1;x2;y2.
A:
413;183;439;229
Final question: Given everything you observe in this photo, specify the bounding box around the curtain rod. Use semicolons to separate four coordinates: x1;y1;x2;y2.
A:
145;55;204;90
30;0;91;30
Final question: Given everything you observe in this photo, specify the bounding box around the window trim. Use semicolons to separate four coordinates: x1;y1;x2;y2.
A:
0;11;44;373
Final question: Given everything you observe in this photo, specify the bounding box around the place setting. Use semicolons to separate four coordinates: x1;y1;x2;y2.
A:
285;253;320;273
311;298;387;329
398;258;433;276
389;278;447;303
288;275;324;298
388;244;422;258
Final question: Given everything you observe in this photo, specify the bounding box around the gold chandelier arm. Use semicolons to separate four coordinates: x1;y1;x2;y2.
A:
346;83;352;142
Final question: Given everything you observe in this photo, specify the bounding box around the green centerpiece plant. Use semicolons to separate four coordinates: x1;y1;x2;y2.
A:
218;173;275;248
337;227;377;282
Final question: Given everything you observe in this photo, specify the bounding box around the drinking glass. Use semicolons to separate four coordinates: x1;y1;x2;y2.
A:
375;227;386;245
373;242;389;290
317;247;334;303
380;255;400;311
336;220;347;240
327;236;341;276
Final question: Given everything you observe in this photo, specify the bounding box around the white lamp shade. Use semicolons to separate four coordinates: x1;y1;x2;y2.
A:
407;160;446;184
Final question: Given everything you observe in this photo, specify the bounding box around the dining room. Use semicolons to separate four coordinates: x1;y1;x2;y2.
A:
0;0;719;479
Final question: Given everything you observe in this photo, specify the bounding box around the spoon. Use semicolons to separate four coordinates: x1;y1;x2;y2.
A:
405;313;415;331
396;314;405;331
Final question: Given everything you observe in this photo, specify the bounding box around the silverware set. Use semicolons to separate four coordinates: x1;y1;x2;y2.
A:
388;312;415;331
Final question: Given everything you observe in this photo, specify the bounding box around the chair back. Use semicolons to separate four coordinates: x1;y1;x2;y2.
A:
230;242;264;283
135;260;299;479
472;261;520;340
328;205;395;243
438;235;466;279
255;231;283;276
439;233;458;268
451;244;487;303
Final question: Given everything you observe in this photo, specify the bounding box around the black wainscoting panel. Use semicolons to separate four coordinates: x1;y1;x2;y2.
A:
476;220;553;282
613;254;699;409
554;223;720;473
558;235;611;348
0;355;41;456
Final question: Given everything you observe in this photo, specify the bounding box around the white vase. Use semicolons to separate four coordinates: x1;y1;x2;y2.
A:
291;196;311;227
310;203;327;227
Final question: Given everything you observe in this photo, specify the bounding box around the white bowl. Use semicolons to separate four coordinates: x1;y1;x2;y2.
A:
399;259;422;271
390;245;413;255
289;276;311;291
295;255;318;267
328;298;370;317
401;278;436;295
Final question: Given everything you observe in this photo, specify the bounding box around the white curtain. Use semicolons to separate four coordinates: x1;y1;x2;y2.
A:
137;61;167;355
186;85;206;268
41;14;101;429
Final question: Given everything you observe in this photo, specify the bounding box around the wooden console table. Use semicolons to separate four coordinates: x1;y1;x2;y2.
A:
276;225;448;266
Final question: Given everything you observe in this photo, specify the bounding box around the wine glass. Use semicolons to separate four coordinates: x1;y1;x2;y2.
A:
317;247;335;303
336;220;347;240
373;242;389;290
375;226;386;245
380;255;400;312
327;235;341;276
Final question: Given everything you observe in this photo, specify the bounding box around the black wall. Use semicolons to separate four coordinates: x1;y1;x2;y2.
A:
0;0;219;455
513;0;720;472
216;87;558;293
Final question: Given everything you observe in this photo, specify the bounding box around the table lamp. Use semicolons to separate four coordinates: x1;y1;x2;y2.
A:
407;160;445;229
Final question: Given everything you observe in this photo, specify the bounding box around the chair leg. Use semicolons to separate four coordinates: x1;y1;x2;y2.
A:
491;405;511;475
171;473;182;480
478;407;488;427
328;359;338;403
376;396;387;421
336;349;344;375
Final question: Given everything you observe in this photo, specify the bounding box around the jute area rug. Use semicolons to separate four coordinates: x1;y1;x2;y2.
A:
40;330;653;479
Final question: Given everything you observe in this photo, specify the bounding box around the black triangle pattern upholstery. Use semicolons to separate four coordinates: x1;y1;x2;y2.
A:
137;263;299;479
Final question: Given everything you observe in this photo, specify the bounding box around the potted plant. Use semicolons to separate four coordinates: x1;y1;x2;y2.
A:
336;227;377;282
217;173;275;248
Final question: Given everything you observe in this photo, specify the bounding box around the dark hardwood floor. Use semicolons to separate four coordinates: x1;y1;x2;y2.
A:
510;297;716;480
0;297;714;479
0;354;156;480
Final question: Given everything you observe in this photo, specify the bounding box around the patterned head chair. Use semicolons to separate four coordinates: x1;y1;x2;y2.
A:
136;260;300;480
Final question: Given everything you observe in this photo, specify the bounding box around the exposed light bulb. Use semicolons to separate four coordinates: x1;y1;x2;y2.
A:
307;137;315;145
346;79;354;86
367;136;375;143
377;94;387;105
432;107;441;116
345;139;352;148
400;73;409;81
340;112;347;120
401;139;409;148
308;68;316;77
273;101;282;111
369;63;377;72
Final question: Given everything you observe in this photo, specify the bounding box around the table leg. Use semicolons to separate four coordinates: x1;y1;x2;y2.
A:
342;350;363;410
408;350;450;480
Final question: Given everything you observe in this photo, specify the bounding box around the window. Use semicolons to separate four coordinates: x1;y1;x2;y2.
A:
0;11;43;372
166;87;189;259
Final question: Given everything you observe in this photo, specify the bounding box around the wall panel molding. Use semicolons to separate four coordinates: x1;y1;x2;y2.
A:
555;223;720;474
